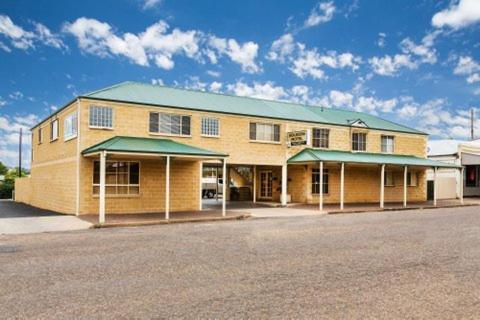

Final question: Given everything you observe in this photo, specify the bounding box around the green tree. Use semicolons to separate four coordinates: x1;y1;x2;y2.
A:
0;161;7;176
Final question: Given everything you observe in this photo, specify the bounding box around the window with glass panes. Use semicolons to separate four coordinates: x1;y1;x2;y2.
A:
381;135;395;153
64;112;78;140
407;172;417;186
249;123;280;142
352;132;367;151
93;161;139;195
149;112;190;136
385;171;395;186
201;117;219;136
89;106;113;128
312;128;329;148
50;119;59;141
311;168;329;194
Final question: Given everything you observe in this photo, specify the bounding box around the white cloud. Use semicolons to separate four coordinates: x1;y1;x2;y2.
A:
266;33;295;63
432;0;480;29
206;70;221;77
400;32;438;64
0;97;6;107
142;0;163;10
0;15;65;51
209;81;223;92
207;36;261;73
454;56;480;83
9;91;23;100
226;81;287;100
63;18;202;70
369;54;417;76
354;96;397;114
329;90;353;108
0;40;11;52
151;78;164;86
0;114;38;168
377;32;386;48
397;103;418;118
304;1;336;28
290;44;361;79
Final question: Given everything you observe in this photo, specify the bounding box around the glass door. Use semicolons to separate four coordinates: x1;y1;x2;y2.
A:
260;171;273;199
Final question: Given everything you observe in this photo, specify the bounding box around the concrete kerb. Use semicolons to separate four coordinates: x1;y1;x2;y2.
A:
327;203;479;215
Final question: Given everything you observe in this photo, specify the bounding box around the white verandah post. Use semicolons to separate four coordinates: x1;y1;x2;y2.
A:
460;166;464;204
403;166;408;207
433;167;438;206
253;165;256;203
165;155;170;220
222;158;227;216
199;161;203;211
340;162;345;210
380;164;385;209
281;163;287;206
319;161;324;211
99;150;106;224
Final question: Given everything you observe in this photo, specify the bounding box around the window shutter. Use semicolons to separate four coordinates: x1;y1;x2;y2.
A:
250;123;256;140
181;116;191;135
274;124;280;142
149;112;159;133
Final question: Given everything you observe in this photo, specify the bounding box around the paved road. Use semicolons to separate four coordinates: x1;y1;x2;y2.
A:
0;200;61;218
1;207;480;319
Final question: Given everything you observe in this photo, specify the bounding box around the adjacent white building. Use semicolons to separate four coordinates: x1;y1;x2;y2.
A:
427;139;480;199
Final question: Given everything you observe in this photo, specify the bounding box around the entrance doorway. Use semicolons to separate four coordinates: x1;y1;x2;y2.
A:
260;170;273;199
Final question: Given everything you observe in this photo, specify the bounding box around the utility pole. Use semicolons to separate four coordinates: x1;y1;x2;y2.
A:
18;128;22;177
471;108;475;141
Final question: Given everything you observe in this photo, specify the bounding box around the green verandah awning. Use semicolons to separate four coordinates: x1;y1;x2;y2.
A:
288;148;460;168
82;136;228;158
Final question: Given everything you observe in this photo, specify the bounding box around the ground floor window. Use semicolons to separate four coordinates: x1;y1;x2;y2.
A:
312;168;328;194
385;171;395;186
466;165;478;187
407;172;418;187
93;161;140;195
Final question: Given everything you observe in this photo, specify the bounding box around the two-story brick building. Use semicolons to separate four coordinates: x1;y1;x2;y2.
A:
15;81;461;223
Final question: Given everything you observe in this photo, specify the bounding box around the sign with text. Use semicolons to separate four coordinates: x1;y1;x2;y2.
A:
287;130;309;147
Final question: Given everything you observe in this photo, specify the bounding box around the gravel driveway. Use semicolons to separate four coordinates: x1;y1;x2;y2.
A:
1;206;480;318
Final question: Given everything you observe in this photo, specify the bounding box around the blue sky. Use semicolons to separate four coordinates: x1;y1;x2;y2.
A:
0;0;480;168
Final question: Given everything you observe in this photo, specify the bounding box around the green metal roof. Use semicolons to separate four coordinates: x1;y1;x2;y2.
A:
79;81;425;135
82;136;227;158
288;148;460;168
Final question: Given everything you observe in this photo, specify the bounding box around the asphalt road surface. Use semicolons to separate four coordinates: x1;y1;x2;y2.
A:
1;206;480;319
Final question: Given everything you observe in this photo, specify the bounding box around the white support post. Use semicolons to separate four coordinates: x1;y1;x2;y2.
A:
319;161;324;211
380;164;385;209
433;167;438;206
460;166;464;204
253;165;256;203
340;162;345;210
222;158;227;216
99;151;106;224
199;161;203;210
403;165;408;207
215;166;219;202
165;156;170;220
281;163;287;206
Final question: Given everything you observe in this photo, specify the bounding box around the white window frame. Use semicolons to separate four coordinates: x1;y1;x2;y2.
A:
149;112;191;137
311;168;329;194
385;171;395;187
64;111;78;141
92;161;140;196
89;106;114;129
381;135;395;153
50;119;59;142
201;117;220;137
312;128;329;149
250;122;280;143
407;172;418;187
352;132;367;152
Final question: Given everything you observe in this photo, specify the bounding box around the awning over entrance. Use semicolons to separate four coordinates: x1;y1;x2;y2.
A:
81;136;228;225
288;148;461;168
82;136;228;158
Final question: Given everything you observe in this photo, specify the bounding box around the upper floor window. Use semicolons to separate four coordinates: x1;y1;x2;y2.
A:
250;122;280;142
201;117;219;137
38;128;43;144
50;119;59;141
352;132;366;151
312;168;329;194
149;112;191;136
64;112;78;140
312;128;329;148
89;106;113;129
381;135;395;153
